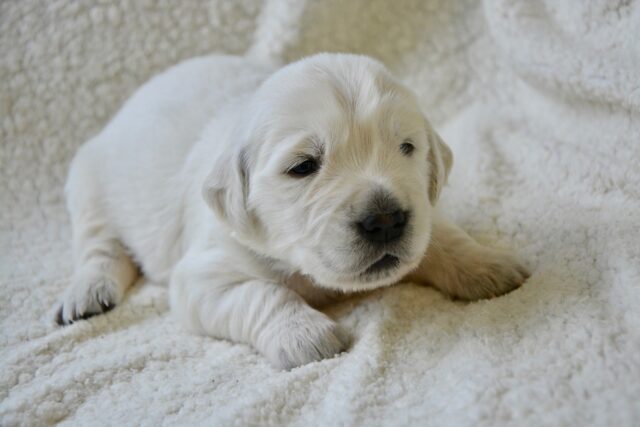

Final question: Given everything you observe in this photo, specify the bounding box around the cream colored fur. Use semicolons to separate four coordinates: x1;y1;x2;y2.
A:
59;53;527;369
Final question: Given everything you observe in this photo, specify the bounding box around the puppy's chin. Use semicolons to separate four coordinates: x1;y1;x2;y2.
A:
311;255;423;293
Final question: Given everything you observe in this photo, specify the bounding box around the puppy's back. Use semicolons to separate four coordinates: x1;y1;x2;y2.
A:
69;55;275;282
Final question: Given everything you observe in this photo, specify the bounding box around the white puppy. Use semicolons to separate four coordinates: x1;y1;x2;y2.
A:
57;54;528;369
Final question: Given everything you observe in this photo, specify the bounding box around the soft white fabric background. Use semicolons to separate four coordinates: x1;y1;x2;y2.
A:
1;1;639;426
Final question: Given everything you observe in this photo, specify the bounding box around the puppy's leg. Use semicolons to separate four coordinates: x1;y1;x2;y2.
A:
170;250;350;370
57;148;138;325
406;215;529;300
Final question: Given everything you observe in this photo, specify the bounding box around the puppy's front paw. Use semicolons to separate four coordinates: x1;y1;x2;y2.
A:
260;309;351;370
55;268;121;326
452;249;529;301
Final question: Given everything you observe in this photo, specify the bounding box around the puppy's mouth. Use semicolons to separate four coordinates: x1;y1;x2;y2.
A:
362;254;400;275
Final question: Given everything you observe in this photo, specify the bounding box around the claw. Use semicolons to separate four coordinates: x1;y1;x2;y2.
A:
55;306;65;326
99;300;114;312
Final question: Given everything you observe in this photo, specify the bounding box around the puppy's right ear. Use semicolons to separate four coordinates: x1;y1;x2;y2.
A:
202;147;256;235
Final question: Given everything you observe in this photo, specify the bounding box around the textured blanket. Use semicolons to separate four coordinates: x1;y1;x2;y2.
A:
1;1;639;426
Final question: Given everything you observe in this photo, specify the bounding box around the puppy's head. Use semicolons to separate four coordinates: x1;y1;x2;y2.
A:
204;54;452;291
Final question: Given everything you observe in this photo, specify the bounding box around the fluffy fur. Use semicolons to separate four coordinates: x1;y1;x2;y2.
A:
58;54;528;369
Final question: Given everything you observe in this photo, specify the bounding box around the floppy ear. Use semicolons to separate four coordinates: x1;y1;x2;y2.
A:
427;128;453;205
202;147;257;236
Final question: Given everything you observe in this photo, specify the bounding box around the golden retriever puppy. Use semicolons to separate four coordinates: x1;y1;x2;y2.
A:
58;54;528;369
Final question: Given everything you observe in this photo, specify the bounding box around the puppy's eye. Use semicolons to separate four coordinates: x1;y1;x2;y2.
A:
287;159;319;177
400;139;415;156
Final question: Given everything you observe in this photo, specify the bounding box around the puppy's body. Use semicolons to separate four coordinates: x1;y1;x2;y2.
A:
59;54;528;369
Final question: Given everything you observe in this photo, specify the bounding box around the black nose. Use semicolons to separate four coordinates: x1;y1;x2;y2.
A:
358;210;408;243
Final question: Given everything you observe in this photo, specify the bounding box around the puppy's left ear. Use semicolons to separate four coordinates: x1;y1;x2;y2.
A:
427;128;453;205
202;147;258;237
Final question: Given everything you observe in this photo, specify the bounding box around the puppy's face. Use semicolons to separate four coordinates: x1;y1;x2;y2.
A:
205;54;451;292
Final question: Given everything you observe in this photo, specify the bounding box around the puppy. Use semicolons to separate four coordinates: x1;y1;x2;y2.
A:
57;54;528;369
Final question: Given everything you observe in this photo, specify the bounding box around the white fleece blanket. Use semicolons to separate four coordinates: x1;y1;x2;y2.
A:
1;1;639;426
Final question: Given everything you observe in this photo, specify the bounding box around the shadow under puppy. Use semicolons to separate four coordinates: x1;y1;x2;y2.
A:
57;53;529;369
